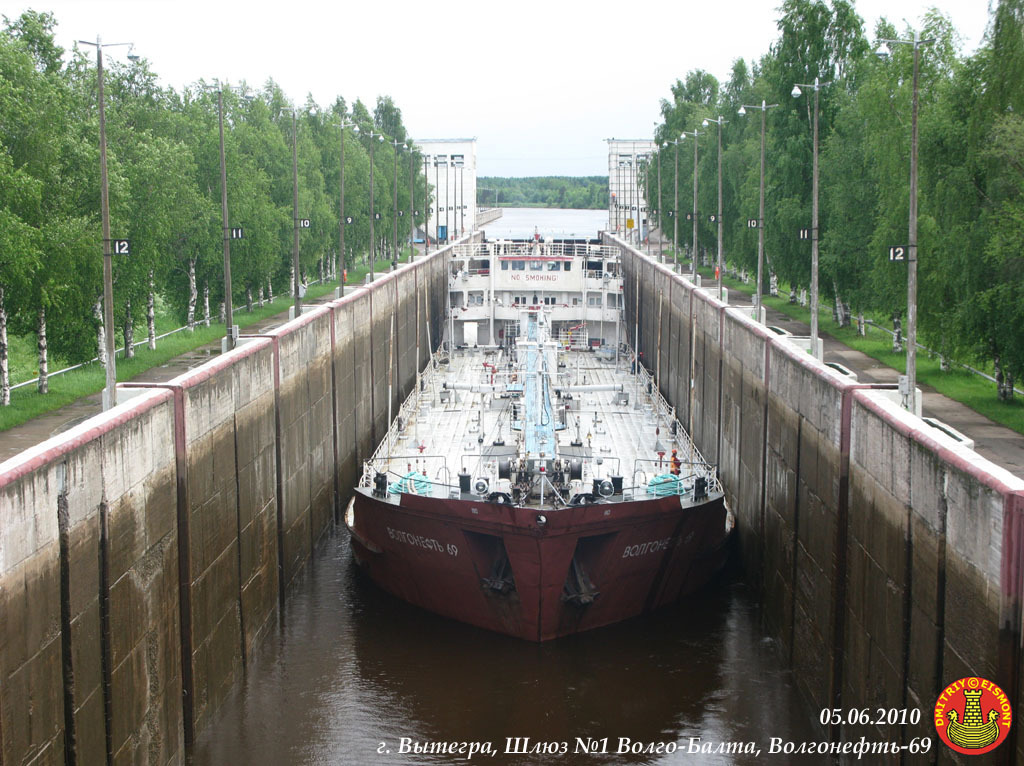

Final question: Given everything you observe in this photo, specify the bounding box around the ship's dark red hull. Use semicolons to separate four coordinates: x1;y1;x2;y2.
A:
347;489;730;641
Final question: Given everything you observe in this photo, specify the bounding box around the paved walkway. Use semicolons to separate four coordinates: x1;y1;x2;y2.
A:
757;297;1024;477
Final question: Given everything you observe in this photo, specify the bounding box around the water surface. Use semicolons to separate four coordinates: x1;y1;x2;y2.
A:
191;529;815;765
480;208;608;240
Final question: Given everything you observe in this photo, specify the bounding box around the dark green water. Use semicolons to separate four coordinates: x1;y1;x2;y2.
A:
190;527;816;765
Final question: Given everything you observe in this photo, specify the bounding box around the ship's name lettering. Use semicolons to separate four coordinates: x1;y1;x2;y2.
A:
622;538;672;558
509;273;559;282
387;527;458;556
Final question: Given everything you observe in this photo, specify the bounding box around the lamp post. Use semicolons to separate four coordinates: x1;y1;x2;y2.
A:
214;87;237;349
618;155;629;239
738;100;779;323
877;31;933;415
423;154;431;253
645;153;652;255
678;129;700;280
200;83;244;348
628;152;636;245
78;36;137;411
626;146;634;245
403;143;411;260
367;130;385;280
456;156;465;238
702;116;726;300
434;155;447;244
292;111;301;318
433;155;441;245
656;141;663;262
669;137;681;267
618;158;629;236
792;77;830;359
642;153;650;255
338;119;359;289
392;138;401;270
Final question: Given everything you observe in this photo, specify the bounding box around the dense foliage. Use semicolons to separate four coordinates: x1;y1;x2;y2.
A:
645;0;1024;400
0;11;429;402
477;176;607;209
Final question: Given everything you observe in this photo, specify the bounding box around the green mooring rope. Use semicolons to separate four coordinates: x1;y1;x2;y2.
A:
647;473;686;497
388;471;433;496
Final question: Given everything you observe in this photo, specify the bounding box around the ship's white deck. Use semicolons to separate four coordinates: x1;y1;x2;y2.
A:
361;320;721;507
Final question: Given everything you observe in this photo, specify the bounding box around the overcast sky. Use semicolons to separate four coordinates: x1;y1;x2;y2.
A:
5;0;992;177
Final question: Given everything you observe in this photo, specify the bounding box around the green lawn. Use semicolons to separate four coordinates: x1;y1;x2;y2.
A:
0;247;428;433
704;263;1024;436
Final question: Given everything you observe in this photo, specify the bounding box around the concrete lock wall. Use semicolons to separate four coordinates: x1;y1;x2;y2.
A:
611;235;1024;758
0;388;182;766
845;391;1024;758
0;244;452;765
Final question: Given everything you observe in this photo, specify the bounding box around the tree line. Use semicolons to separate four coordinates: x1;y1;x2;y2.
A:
0;11;429;404
477;176;608;209
643;0;1024;400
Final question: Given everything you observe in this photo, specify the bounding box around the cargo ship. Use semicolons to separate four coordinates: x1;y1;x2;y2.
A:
345;240;731;641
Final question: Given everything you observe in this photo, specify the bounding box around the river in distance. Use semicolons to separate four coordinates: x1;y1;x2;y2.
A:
478;207;610;240
191;208;817;765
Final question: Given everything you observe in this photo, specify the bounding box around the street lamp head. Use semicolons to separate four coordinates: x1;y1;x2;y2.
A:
791;85;802;98
352;125;360;134
702;118;710;127
126;46;140;62
377;135;384;143
874;42;890;60
737;106;746;116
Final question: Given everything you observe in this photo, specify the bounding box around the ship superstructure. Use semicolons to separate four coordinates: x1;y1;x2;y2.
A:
446;240;623;349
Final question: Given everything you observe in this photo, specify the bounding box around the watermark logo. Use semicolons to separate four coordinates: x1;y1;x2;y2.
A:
934;676;1011;755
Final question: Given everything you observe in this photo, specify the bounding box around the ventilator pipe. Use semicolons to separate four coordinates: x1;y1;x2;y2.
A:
444;382;502;393
556;384;625;394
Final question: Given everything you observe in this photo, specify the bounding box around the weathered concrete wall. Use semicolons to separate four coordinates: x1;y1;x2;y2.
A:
845;391;1024;758
612;235;1024;760
764;340;849;719
172;338;277;740
719;308;771;598
0;389;181;766
0;245;452;764
101;394;182;766
332;290;365;509
370;277;396;447
271;308;334;589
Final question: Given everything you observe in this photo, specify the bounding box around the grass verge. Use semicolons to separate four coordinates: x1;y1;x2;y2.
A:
699;263;1024;435
0;278;344;434
0;245;429;434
